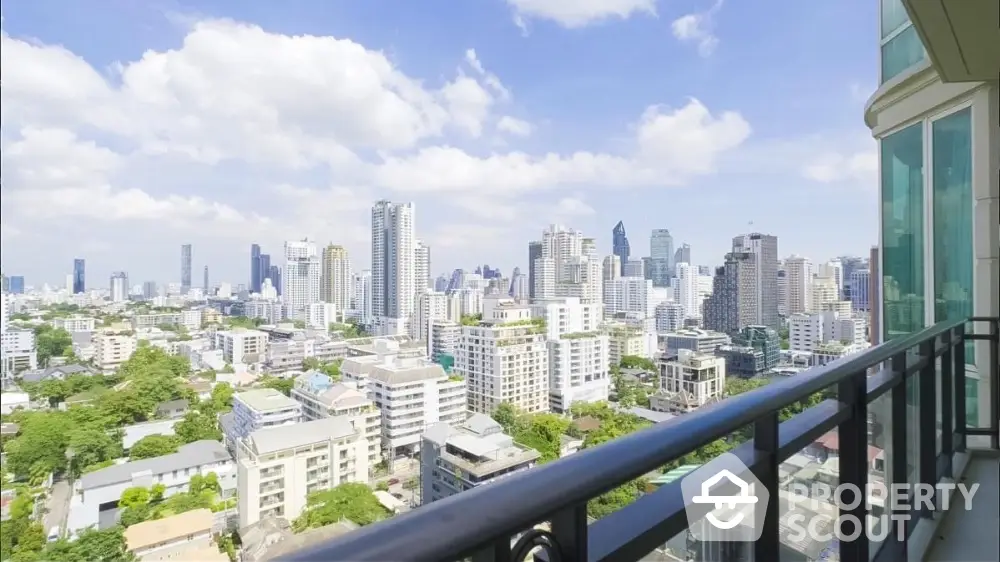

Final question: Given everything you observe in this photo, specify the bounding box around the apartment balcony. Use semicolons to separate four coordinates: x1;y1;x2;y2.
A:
276;317;998;562
902;0;1000;82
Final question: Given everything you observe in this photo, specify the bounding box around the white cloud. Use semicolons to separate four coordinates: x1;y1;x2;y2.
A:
554;196;596;217
497;116;534;136
672;1;723;57
0;17;754;279
802;149;878;186
505;0;656;29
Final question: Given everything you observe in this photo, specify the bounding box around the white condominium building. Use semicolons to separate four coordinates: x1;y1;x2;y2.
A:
533;224;602;304
420;414;540;505
367;359;466;462
783;255;813;315
320;244;352;317
788;312;869;354
531;298;609;413
93;332;137;372
51;315;97;333
605;277;654;317
428;320;460;362
283;239;321;322
371;200;416;335
457;297;549;415
213;329;267;368
652;349;726;415
810;275;839;313
236;417;369;528
290;372;383;469
414;291;448;343
227;388;303;446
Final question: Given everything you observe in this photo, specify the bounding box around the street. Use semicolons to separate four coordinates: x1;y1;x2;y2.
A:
44;479;71;537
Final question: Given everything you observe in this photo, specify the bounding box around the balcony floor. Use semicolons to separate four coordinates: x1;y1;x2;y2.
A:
925;452;999;561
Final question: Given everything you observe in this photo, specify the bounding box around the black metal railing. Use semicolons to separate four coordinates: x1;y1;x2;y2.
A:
277;316;999;562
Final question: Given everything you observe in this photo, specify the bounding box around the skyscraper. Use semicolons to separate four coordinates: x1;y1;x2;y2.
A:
109;271;129;303
250;244;263;293
8;276;24;295
73;259;86;294
612;221;630;276
674;243;692;269
732;233;780;330
371;200;416;333
181;244;192;294
268;265;281;296
703;252;758;335
414;240;431;293
283;239;321;321
321;244;352;317
204;266;210;294
527;241;542;301
649;229;674;286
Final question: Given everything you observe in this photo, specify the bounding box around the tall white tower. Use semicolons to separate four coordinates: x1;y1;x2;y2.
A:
283;239;321;321
371;201;416;335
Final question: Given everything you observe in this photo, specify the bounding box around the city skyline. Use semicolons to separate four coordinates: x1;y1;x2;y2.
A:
0;1;878;284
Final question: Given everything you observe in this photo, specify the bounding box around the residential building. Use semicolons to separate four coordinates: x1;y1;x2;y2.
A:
661;328;731;355
320;244;351;318
415;291;448;344
110;272;129;303
654;302;686;332
307;303;338;331
789;312;868;354
93;332;137;372
1;329;37;374
605;277;654;317
213;329;267;367
702;252;758;335
181;244;192;295
414;239;431;293
68;440;234;533
532;297;609;413
456;297;549;415
291;372;383;468
533;225;602;305
527;241;543;301
810;275;839;313
372;200;416;335
732;233;780;330
717;325;781;378
283;239;321;322
52;315;96;332
784;255;813;315
124;509;219;561
420;414;540;504
605;323;653;366
227;388;303;446
652;349;726;415
849;269;872;313
236;417;370;528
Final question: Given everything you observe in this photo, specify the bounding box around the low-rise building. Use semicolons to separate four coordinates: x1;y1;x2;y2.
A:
93;332;137;372
236;417;370;529
68;440;235;533
123;508;221;561
51;315;97;333
660;328;731;355
226;389;303;447
652;349;726;415
420;414;540;504
290;372;382;469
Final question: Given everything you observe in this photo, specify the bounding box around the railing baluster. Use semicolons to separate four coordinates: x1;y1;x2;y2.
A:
549;504;588;562
880;352;909;560
472;537;512;562
989;319;1000;450
917;339;936;516
939;330;954;479
954;324;967;452
753;412;779;562
838;370;869;562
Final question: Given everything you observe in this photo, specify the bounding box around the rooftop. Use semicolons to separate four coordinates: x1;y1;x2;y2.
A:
423;414;540;477
124;508;213;551
80;440;231;490
368;362;447;386
236;388;300;412
247;416;357;456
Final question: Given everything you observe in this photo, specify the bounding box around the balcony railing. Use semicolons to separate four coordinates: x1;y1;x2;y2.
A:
277;316;999;562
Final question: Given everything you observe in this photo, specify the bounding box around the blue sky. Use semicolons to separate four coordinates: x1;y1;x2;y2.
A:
0;0;879;287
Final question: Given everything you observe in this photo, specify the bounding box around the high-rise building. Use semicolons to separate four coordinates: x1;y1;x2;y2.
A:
142;281;158;299
250;244;263;293
534;224;602;304
732;233;780;329
527;241;543;301
612;221;630;276
320;244;352;319
371;200;416;334
7;276;24;295
703;252;758;335
674;244;692;270
203;266;210;295
414;240;430;294
283;239;321;321
267;264;281;296
649;229;674;287
73;258;86;294
784;256;813;315
180;244;192;294
109;271;129;303
532;297;609;413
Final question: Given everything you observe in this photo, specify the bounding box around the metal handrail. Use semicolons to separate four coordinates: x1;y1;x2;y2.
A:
277;316;999;562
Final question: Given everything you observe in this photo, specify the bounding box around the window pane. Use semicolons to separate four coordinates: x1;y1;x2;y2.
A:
881;123;925;341
931;107;977;425
881;26;925;83
881;0;910;38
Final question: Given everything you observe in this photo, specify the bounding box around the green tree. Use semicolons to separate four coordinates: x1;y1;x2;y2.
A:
619;355;657;372
129;434;182;460
319;361;342;380
209;383;234;412
33;325;73;367
119;487;151;510
174;411;222;443
44;527;136;562
302;357;321;371
292;483;389;532
259;376;294;397
375;481;389;492
66;426;122;477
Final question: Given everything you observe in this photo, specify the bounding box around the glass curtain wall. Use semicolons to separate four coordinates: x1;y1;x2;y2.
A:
880;0;925;83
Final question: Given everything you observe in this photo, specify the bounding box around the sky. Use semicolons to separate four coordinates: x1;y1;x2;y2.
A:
0;0;880;288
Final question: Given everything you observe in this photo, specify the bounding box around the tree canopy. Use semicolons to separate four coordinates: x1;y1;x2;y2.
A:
258;375;294;397
493;403;570;464
33;325;73;367
292;483;389;532
619;355;658;372
129;434;182;460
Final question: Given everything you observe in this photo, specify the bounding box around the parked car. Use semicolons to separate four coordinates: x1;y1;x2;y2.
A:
388;478;400;485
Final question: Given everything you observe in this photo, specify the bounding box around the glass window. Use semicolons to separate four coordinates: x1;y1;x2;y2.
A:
881;0;910;38
881;25;925;83
881;123;925;341
931;107;977;425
